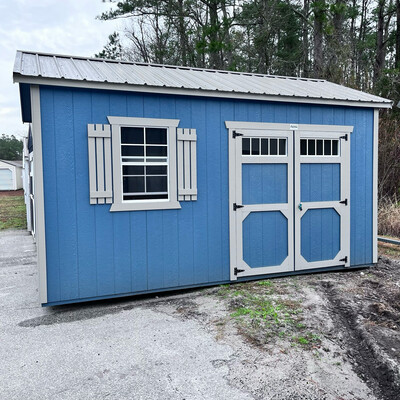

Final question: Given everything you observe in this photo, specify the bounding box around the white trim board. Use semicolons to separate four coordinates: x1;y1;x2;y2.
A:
373;109;379;263
14;75;392;110
30;85;47;304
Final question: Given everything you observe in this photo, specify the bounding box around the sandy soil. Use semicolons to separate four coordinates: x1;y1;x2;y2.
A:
151;256;400;400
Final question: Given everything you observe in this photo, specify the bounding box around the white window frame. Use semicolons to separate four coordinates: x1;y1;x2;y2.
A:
108;116;181;211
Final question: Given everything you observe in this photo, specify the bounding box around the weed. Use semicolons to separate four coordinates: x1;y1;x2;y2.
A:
257;280;274;287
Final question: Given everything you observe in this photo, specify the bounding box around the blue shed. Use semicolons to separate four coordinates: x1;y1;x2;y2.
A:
14;50;392;306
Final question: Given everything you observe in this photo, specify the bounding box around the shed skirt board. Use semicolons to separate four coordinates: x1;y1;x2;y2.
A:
0;168;13;190
228;123;351;280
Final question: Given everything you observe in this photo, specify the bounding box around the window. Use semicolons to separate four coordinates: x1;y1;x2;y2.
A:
300;139;339;156
108;117;181;211
242;137;287;156
121;127;169;201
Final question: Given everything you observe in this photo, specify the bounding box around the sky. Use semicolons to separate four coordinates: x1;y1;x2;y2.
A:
0;0;121;138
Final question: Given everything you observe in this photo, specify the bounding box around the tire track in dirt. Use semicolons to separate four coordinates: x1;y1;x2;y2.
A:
319;279;400;400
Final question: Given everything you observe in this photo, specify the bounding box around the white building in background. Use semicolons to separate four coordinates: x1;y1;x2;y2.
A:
0;159;23;191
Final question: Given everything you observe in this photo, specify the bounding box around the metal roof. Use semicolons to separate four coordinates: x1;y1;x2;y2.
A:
13;50;392;108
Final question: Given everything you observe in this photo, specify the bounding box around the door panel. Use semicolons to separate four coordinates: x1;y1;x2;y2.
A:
0;169;13;190
301;208;340;262
301;164;340;202
243;211;288;268
242;164;287;204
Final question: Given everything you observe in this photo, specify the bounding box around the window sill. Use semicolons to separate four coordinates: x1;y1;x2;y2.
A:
110;200;181;212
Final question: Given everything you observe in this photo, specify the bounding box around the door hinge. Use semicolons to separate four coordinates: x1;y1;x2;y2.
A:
234;267;245;275
339;256;348;263
233;203;244;211
232;130;243;139
340;134;348;141
339;199;348;206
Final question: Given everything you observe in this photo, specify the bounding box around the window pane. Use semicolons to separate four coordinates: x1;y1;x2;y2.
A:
300;139;307;155
270;139;278;155
123;176;144;193
146;176;168;192
261;138;268;155
242;138;250;155
145;158;168;163
124;194;168;201
147;145;167;157
123;166;144;176
324;140;331;155
121;127;144;144
251;138;260;155
122;145;144;156
279;139;286;155
146;128;167;144
122;157;144;163
317;140;323;155
308;139;316;155
332;140;339;155
146;166;167;175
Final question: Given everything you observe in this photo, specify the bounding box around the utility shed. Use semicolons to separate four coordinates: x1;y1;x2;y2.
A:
0;160;23;191
14;50;392;306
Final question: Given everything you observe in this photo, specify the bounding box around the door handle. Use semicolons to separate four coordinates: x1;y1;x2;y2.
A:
298;203;303;211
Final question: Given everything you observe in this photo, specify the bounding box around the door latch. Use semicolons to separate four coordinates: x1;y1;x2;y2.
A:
298;203;303;211
339;199;348;206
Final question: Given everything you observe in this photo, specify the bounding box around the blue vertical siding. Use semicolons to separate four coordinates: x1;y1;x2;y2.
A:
40;86;375;304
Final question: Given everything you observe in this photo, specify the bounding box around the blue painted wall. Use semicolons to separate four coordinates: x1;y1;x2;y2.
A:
39;86;374;305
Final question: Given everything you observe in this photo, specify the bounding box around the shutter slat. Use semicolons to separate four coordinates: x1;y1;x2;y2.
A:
190;129;197;201
96;137;105;204
88;124;113;204
183;129;191;201
88;135;97;205
177;128;185;201
177;128;197;201
104;136;112;203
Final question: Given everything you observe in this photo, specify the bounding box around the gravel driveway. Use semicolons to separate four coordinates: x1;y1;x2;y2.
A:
1;229;398;400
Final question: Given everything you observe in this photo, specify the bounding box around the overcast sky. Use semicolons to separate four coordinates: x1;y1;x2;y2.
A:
0;0;121;138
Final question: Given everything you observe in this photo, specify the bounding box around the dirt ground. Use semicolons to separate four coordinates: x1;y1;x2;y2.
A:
2;228;399;399
0;189;24;197
150;252;400;400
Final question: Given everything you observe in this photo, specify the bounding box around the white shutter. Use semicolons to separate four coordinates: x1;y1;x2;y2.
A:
177;128;197;201
87;124;113;204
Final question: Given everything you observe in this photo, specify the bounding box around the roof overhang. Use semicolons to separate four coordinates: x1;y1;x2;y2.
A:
14;74;392;110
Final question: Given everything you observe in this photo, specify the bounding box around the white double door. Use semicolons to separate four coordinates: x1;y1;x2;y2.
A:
228;123;352;280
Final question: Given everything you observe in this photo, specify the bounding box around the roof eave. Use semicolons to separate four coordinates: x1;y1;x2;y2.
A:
13;74;393;109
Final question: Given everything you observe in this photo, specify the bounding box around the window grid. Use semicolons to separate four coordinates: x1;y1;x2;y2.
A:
242;137;287;156
300;138;340;156
121;127;169;201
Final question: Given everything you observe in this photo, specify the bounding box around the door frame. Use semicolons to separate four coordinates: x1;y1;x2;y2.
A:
226;121;353;281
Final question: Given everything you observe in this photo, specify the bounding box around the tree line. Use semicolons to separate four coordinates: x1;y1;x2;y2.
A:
97;0;400;199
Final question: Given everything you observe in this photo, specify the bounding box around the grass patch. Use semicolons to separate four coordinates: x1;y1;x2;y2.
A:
218;281;320;349
0;195;26;230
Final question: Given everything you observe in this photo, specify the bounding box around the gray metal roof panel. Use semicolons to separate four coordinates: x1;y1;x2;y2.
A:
13;50;392;106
